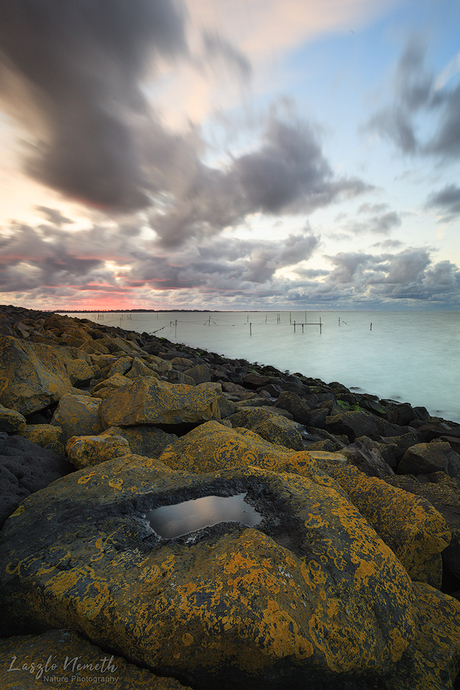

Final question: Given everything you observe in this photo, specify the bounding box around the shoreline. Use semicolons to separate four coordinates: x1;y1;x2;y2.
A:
1;303;460;688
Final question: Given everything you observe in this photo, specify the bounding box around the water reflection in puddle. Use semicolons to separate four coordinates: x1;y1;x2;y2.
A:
146;493;262;539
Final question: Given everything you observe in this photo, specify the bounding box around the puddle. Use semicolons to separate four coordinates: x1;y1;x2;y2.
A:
146;493;262;539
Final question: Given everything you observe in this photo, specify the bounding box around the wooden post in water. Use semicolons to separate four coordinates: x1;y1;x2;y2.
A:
370;322;373;331
319;317;322;334
249;323;252;336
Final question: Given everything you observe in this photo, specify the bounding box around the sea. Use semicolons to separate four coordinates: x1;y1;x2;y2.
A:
64;310;460;424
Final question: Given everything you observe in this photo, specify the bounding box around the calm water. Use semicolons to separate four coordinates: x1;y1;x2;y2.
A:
67;310;460;423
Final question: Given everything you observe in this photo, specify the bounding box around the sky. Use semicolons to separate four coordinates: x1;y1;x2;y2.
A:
0;0;460;312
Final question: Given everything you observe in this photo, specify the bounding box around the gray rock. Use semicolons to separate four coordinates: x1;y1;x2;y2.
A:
0;433;73;526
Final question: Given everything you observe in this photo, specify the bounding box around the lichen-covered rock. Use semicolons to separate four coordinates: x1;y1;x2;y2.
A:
385;473;460;584
184;363;212;384
0;456;419;689
387;583;460;689
0;335;74;415
126;357;159;379
99;376;222;428
322;463;451;587
18;423;64;455
229;407;304;451
66;434;131;469
0;433;73;527
103;425;177;459
0;404;26;433
91;373;132;400
158;420;290;473
51;394;103;444
0;628;193;689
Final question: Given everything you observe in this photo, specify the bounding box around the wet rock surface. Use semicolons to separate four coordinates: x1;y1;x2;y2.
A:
1;304;460;689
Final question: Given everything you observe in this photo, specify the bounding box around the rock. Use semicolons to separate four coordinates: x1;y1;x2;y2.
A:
91;373;132;400
18;423;64;455
50;394;103;444
126;357;159;379
440;435;460;455
387;582;460;689
158;421;290;473
308;408;329;428
184;363;212;384
274;391;311;425
390;403;418;426
0;335;74;415
66;434;131;469
0;628;192;689
221;382;256;400
107;355;134;377
380;429;424;462
99;377;222;428
0;433;73;527
104;425;177;459
325;410;404;442
398;441;460;477
241;373;272;390
0;404;26;433
341;436;394;478
322;463;451;588
385;473;460;586
0;457;419;689
229;407;304;451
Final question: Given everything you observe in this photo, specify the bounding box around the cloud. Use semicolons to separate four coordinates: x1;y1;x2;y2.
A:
1;216;459;309
36;206;72;226
0;0;187;210
148;115;372;247
332;208;401;237
367;37;460;160
426;184;460;220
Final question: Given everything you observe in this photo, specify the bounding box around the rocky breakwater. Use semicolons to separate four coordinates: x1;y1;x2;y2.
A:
1;305;460;689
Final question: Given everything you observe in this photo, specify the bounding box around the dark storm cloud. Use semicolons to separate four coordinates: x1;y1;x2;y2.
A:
150;117;372;247
367;37;460;160
0;1;371;246
0;0;186;209
426;184;460;220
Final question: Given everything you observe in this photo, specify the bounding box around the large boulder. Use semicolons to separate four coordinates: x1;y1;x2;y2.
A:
99;377;222;428
18;423;64;455
158;420;290;473
398;441;460;478
0;456;424;690
321;462;451;588
385;473;460;586
340;436;394;478
0;629;192;689
50;394;103;444
325;410;403;442
0;404;26;433
103;425;178;459
66;434;131;469
274;391;311;425
0;433;73;527
0;335;79;415
229;407;304;451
